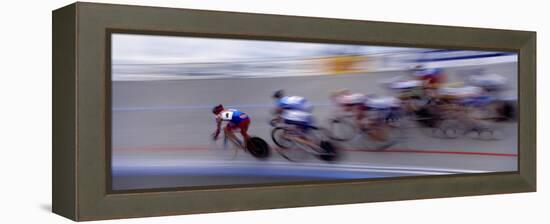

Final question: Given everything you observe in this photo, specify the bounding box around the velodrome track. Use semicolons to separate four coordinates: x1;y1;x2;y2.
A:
111;62;517;190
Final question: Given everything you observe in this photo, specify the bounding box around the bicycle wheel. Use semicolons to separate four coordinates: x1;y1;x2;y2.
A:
246;137;270;159
269;117;281;127
327;118;357;141
438;119;463;139
470;126;504;141
271;127;296;149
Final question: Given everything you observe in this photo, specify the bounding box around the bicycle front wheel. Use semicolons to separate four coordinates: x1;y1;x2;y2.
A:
271;127;296;149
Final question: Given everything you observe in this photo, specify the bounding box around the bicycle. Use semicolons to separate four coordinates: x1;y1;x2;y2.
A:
430;101;504;140
326;108;403;150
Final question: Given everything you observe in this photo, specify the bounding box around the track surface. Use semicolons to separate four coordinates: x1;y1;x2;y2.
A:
111;63;518;190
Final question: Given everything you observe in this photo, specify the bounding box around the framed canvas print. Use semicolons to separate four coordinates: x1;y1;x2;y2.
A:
52;2;536;221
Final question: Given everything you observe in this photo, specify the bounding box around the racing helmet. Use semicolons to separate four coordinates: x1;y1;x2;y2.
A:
212;104;224;114
273;90;285;99
411;64;425;72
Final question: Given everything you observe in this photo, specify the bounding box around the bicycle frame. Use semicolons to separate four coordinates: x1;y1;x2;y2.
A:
279;127;332;156
222;129;245;150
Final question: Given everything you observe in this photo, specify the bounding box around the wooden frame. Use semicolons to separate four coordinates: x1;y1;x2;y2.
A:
52;2;536;221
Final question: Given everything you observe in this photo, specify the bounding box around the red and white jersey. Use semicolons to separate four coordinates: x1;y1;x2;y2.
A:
215;109;249;124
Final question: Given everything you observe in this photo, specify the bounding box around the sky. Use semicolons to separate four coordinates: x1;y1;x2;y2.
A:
111;33;426;64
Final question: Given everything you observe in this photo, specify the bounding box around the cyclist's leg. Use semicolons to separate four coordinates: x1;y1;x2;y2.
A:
290;120;318;149
239;118;251;143
290;127;317;149
224;123;242;147
355;104;367;130
366;111;388;141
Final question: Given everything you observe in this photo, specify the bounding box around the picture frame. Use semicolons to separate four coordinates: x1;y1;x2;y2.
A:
52;2;536;221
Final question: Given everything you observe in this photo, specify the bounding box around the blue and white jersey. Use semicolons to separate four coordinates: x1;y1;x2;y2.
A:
217;109;249;124
281;110;314;127
276;96;312;112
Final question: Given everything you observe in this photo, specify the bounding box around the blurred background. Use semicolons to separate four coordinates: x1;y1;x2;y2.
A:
111;34;518;190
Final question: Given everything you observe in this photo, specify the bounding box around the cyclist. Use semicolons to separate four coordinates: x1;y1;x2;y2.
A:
437;85;489;115
330;88;368;130
211;104;251;146
272;90;318;148
434;85;500;134
387;79;425;113
465;71;515;121
411;65;447;90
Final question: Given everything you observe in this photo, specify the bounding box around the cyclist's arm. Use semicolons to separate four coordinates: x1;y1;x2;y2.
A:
213;116;222;138
271;102;284;116
273;107;283;115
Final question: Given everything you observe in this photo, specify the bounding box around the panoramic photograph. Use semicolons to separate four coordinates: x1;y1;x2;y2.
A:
110;33;518;191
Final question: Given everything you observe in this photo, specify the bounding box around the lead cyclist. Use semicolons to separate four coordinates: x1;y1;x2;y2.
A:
211;104;251;147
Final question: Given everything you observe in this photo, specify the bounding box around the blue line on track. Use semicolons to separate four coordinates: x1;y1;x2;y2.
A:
413;52;516;62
